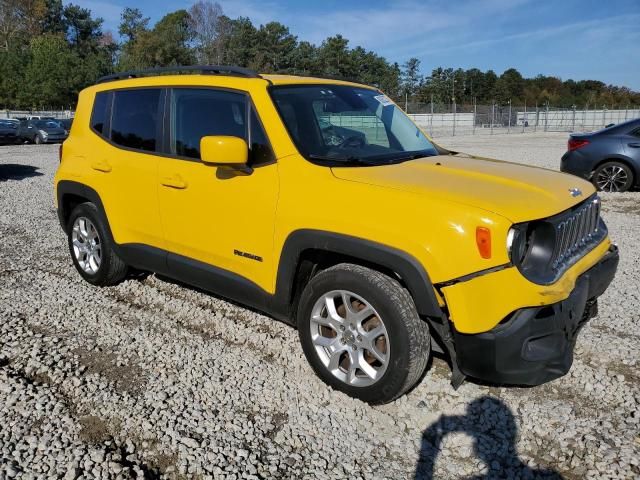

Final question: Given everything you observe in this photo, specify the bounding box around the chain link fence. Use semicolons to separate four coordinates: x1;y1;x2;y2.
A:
1;110;74;120
400;100;640;137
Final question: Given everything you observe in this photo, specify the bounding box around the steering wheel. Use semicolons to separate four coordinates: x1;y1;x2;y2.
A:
338;135;367;149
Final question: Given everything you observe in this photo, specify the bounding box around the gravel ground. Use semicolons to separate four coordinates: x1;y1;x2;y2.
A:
1;133;638;479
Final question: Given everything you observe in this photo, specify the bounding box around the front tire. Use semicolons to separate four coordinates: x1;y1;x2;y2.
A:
297;263;430;404
67;203;128;286
593;161;634;192
34;134;43;145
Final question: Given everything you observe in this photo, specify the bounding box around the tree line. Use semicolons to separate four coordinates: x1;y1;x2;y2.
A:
1;0;638;110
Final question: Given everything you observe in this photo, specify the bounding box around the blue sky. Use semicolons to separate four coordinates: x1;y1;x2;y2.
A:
67;0;640;89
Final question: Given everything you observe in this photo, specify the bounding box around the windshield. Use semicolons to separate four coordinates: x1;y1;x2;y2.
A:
270;85;438;165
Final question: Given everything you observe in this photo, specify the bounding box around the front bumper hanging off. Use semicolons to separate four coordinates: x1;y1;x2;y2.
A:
453;244;619;386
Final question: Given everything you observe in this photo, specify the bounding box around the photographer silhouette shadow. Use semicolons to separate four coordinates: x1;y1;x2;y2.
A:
414;396;563;479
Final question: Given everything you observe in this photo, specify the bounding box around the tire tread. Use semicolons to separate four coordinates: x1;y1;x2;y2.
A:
68;202;128;286
298;262;431;403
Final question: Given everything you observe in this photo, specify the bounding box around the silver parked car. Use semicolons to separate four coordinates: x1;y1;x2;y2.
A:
18;119;68;144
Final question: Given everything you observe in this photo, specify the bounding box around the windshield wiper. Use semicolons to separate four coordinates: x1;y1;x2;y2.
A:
373;150;436;164
308;154;377;166
385;153;426;163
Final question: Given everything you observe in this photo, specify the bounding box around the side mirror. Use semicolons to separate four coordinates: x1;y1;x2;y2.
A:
200;136;249;170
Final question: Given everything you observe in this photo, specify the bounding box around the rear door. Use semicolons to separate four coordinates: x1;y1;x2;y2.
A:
157;87;279;292
87;88;165;249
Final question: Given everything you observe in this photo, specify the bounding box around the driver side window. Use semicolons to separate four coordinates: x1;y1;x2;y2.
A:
170;88;275;165
171;88;246;160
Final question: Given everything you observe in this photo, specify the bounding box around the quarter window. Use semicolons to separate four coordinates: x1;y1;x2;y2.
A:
110;89;161;152
91;91;109;134
249;106;275;165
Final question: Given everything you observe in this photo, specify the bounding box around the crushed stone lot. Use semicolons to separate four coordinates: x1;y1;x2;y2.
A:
1;132;639;479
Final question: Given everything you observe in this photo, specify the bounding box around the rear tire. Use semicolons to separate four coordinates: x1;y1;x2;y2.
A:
297;263;430;404
592;161;634;192
67;203;128;286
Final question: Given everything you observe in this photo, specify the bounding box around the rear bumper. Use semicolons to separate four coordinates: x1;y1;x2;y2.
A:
453;244;618;386
560;151;594;180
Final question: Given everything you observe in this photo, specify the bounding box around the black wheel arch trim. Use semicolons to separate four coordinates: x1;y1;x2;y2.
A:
57;180;110;232
273;229;443;319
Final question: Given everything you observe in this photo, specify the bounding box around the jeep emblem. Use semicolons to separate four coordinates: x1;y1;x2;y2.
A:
569;188;583;197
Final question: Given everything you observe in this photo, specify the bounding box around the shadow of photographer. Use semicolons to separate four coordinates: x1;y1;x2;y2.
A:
414;396;563;479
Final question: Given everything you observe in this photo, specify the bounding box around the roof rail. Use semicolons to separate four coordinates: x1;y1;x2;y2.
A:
97;65;261;84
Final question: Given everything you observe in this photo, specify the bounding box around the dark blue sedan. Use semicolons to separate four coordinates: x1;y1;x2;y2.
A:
561;118;640;192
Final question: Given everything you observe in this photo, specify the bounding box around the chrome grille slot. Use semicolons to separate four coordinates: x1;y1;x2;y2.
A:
552;197;602;271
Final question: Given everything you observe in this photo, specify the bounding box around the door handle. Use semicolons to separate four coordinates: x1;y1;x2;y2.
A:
91;160;112;172
628;142;640;148
160;175;187;189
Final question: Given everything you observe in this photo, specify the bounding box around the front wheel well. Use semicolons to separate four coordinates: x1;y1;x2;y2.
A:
289;249;407;317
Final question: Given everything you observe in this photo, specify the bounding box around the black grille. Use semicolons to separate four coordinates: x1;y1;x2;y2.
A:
551;196;603;273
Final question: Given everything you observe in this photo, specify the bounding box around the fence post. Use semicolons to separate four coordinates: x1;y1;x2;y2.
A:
522;100;526;133
544;102;549;131
473;97;476;135
571;105;576;132
602;106;606;128
491;103;495;135
452;99;456;136
625;105;628;121
429;94;434;137
507;99;511;133
534;103;538;132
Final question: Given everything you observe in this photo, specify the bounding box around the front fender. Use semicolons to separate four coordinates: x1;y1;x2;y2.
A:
273;230;443;318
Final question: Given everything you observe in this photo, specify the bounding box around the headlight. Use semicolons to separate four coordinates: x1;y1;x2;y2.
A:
508;222;556;284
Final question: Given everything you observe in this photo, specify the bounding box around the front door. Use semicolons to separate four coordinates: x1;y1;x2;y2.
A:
157;87;279;292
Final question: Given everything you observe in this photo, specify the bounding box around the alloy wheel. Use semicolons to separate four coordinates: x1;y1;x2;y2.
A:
310;290;389;387
71;216;102;274
595;165;629;192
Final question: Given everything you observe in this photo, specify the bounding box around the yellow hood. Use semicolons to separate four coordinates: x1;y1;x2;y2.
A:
331;154;595;223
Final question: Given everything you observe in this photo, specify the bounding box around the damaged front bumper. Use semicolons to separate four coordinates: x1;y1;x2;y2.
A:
452;244;618;385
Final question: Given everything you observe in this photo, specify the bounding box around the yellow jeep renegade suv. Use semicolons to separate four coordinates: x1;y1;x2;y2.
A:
54;65;618;404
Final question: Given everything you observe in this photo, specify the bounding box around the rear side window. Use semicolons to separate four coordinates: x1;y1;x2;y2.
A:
631;127;640;138
91;92;109;134
111;89;161;152
171;88;246;160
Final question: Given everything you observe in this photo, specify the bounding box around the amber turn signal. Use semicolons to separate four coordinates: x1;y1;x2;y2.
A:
476;227;491;259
